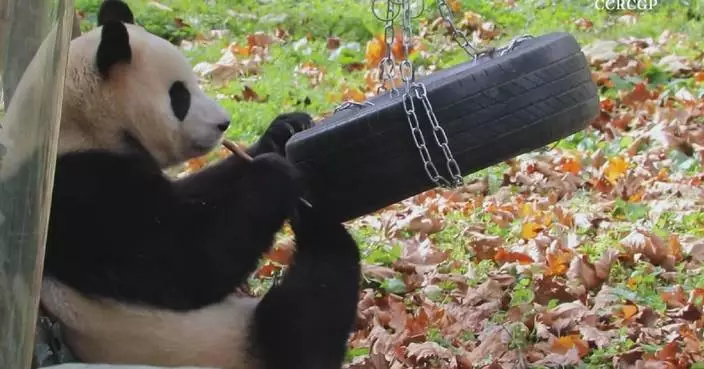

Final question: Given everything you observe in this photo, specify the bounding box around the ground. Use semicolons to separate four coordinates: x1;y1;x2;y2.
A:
76;1;704;368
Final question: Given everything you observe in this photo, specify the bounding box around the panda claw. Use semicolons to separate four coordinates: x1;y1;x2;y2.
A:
257;112;313;156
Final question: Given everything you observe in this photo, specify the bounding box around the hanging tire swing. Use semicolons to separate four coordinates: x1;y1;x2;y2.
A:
284;0;600;222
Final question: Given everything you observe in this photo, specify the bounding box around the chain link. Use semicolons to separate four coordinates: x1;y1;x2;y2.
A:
436;0;482;59
373;0;400;96
398;0;462;187
412;83;463;185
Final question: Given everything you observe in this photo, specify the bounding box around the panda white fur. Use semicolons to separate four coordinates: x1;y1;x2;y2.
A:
38;1;361;369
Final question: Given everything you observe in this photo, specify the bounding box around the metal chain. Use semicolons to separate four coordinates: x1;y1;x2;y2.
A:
436;0;482;59
398;0;463;187
372;0;400;96
412;82;463;185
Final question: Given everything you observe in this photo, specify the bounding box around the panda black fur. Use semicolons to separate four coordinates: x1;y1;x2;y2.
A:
39;1;361;369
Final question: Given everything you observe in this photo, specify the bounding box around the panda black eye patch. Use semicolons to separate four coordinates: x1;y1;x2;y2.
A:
169;81;191;121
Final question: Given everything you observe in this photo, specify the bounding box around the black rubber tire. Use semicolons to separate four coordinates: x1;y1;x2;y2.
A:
285;31;599;223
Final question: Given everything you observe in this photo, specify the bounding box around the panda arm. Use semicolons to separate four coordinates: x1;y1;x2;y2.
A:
45;151;299;311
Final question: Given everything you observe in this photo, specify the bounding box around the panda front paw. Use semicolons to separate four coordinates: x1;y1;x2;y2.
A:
253;112;313;157
247;153;304;226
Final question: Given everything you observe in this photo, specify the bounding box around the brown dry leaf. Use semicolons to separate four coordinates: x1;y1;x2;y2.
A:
545;250;572;277
692;71;704;83
579;325;614;348
494;248;534;265
368;320;404;358
363;265;400;280
690;288;704;306
234;85;267;102
669;303;702;322
620;230;671;267
342;87;366;103
520;222;545;240
467;231;504;261
464;325;511;364
478;21;500;40
327;36;341;50
365;35;385;67
622;82;655;106
605;156;629;182
534;275;577;305
540;301;593;333
575;18;593;30
594;249;620;280
582;40;619;64
391;30;415;60
658;54;693;75
459;11;483;31
247;31;274;49
185;156;208;172
265;238;295;265
686;240;704;263
551;334;590;357
256;262;280;277
560;155;583;174
661;285;688;308
566;250;618;291
229;42;251;57
679;325;701;355
401;239;449;266
464;278;504;306
385;295;407;333
406;342;458;368
532;347;582;367
621;304;639;320
656;341;680;362
668;234;683;263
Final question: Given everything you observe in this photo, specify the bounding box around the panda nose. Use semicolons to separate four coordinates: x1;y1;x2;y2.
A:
217;120;231;132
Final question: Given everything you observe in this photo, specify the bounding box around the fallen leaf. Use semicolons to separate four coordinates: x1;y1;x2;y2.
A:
551;334;589;357
494;249;534;265
234;85;268;102
365;35;385;67
464;325;510;364
520;222;544;240
406;342;458;368
605;156;629;182
545;250;572;277
661;285;688;308
534;275;577;305
621;304;639;320
327;36;341;50
540;301;593;332
579;325;614;348
620;229;671;267
464;278;505;306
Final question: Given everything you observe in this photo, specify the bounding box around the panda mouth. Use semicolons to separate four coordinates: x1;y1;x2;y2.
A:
191;142;214;153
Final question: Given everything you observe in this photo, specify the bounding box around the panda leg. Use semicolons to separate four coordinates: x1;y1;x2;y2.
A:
250;203;361;369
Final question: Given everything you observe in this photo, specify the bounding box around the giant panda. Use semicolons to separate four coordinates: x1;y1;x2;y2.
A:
37;1;362;369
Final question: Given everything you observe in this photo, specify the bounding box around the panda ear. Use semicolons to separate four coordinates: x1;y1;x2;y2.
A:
96;20;132;79
97;0;135;26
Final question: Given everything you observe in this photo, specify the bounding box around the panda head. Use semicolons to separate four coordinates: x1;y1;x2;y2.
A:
60;0;230;168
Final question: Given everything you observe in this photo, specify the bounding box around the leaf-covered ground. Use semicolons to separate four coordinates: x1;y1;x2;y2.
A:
77;1;704;368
